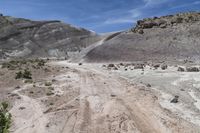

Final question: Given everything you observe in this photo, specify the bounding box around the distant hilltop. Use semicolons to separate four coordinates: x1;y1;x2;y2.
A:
132;12;200;34
0;14;99;60
84;11;200;63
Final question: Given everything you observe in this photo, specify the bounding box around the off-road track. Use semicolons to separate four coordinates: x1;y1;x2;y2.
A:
9;62;200;133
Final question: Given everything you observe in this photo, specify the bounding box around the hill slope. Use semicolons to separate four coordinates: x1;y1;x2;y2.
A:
84;12;200;63
0;14;98;60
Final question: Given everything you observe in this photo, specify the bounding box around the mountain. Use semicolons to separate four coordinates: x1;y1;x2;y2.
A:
0;14;99;60
84;12;200;63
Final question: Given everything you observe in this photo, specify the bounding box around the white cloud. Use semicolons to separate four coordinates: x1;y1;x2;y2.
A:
104;18;137;24
104;9;141;24
103;0;169;25
170;1;200;10
143;0;168;7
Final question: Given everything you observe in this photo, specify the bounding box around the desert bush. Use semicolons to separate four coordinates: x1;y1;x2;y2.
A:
178;67;185;72
0;102;12;133
23;69;32;79
15;69;32;79
45;82;52;86
48;87;54;90
46;91;54;96
24;79;33;84
186;67;199;72
37;59;45;67
15;71;23;79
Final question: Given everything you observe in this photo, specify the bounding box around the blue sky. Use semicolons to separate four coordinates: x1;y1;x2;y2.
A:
0;0;200;33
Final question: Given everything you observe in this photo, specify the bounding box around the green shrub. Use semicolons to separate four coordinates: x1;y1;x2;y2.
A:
45;82;52;86
15;71;23;79
15;69;32;79
0;102;12;133
48;87;54;90
24;79;33;84
23;69;32;79
37;60;45;67
46;91;54;96
1;60;20;70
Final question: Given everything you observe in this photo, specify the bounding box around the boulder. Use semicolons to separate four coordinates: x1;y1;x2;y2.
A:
108;64;115;68
178;67;185;72
153;64;160;69
186;67;199;72
146;84;151;87
134;64;144;69
161;64;168;70
170;95;179;103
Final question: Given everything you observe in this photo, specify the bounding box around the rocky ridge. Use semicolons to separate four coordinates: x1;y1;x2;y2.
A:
84;12;200;63
132;12;200;34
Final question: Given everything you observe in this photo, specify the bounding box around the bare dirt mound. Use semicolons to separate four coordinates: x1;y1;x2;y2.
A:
84;12;200;62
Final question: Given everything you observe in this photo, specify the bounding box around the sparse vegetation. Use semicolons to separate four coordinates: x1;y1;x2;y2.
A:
48;87;54;90
46;91;54;96
24;79;33;84
45;82;52;86
15;69;32;79
2;59;46;70
0;102;12;133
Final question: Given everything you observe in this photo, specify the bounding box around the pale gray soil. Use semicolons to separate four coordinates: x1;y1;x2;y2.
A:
0;61;198;133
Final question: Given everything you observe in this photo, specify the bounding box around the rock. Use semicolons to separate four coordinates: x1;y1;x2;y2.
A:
113;67;118;70
170;95;179;103
19;107;26;110
161;64;168;70
146;84;151;87
153;64;160;69
178;67;185;72
110;94;116;97
119;63;124;66
134;64;144;69
108;64;115;67
180;89;185;91
78;63;82;66
15;86;20;89
186;67;199;72
160;24;167;28
138;29;144;34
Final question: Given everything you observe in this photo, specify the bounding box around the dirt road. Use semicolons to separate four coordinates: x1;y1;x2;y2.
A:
9;62;200;133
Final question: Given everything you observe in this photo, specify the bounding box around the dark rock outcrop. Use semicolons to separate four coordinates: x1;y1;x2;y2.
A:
178;67;185;72
170;95;179;103
132;12;200;34
161;64;168;70
186;67;199;72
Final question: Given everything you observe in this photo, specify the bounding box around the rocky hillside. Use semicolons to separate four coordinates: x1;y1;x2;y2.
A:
84;12;200;63
0;14;98;60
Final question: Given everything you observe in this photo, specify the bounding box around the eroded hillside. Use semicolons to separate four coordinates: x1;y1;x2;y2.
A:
84;12;200;63
0;14;99;60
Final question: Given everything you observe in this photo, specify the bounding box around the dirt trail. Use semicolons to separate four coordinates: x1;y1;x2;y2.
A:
9;62;200;133
58;63;170;133
10;85;48;133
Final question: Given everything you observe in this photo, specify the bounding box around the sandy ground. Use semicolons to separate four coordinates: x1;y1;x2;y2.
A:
1;61;200;133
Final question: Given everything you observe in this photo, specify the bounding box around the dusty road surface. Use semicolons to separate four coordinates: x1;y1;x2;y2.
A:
3;61;200;133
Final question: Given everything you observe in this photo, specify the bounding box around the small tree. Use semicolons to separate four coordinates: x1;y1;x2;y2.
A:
15;69;32;79
15;71;23;79
0;102;12;133
23;69;32;79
